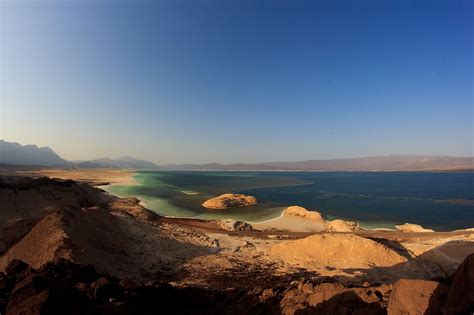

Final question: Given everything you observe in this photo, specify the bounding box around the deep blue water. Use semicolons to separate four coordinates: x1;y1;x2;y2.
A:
106;171;474;231
239;172;474;230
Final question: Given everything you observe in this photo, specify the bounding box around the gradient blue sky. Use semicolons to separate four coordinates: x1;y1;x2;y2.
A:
1;0;472;164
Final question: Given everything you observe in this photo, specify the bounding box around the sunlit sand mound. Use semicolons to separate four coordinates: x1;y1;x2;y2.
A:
0;206;216;280
325;219;361;232
396;223;434;233
201;193;258;209
282;206;324;223
252;205;325;232
269;234;407;269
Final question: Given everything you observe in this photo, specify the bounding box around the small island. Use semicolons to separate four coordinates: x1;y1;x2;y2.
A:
201;193;258;209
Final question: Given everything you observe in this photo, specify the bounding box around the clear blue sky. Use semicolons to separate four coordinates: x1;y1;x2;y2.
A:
1;0;472;164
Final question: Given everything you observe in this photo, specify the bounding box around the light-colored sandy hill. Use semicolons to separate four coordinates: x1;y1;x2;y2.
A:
396;223;434;233
325;219;361;232
282;206;324;223
253;206;325;232
201;193;258;209
400;233;474;277
269;233;407;269
0;206;216;280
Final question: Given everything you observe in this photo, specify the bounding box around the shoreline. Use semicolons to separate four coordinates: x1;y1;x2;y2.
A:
31;168;471;232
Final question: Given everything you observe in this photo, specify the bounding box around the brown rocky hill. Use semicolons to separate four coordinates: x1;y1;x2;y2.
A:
0;176;107;226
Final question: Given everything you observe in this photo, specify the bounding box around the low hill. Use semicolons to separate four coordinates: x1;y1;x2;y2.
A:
159;155;474;171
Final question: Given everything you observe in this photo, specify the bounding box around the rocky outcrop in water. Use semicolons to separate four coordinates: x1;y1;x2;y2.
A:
201;194;258;209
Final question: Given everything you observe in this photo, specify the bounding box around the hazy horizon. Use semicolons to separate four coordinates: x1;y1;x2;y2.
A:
1;0;472;164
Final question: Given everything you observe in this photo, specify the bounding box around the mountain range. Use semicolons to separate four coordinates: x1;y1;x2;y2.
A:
0;140;71;167
1;140;472;171
75;156;159;169
160;155;474;171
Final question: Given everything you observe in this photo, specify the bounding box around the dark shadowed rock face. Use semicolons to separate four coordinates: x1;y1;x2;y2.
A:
279;281;387;315
0;260;276;315
444;253;474;315
0;260;399;315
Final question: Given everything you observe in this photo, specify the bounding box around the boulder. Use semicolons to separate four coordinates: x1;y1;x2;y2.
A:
395;223;434;233
280;282;385;315
216;219;254;231
325;219;361;232
282;206;324;223
444;253;474;315
201;194;258;209
387;279;449;315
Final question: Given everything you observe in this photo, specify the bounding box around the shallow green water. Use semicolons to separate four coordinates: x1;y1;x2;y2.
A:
104;171;308;222
104;171;474;230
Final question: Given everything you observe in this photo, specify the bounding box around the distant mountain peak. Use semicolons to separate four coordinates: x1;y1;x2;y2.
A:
115;156;138;162
0;140;71;167
76;156;159;170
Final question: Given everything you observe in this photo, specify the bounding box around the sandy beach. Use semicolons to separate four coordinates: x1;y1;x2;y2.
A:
19;168;137;186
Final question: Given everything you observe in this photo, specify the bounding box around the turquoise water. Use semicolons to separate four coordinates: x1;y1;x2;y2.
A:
104;171;474;231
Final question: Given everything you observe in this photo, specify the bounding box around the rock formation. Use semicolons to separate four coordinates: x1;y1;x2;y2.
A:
282;206;324;223
0;176;107;227
444;253;474;314
215;219;254;231
201;193;258;209
325;219;361;232
269;233;407;270
387;279;450;315
395;223;434;233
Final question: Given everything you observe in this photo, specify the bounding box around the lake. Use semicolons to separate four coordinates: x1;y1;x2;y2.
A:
104;171;474;231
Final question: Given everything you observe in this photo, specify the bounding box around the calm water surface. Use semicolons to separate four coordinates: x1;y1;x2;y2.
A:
104;171;474;230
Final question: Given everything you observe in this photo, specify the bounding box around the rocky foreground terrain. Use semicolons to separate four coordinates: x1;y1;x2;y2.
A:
0;175;473;314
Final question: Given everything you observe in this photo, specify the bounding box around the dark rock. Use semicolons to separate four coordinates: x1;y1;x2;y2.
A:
259;288;276;303
91;277;109;289
119;279;137;290
92;278;122;301
444;253;474;315
4;260;29;277
75;282;89;291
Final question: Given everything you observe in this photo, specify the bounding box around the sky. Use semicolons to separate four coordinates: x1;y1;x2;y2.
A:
0;0;472;164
